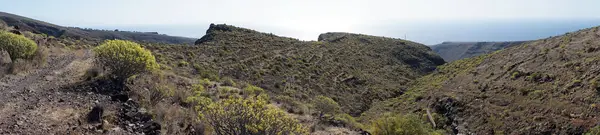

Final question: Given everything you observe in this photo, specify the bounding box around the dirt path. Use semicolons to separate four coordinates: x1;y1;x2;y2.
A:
0;49;134;134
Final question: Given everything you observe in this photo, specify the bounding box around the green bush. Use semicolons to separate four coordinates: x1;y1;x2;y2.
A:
333;113;364;129
273;95;309;114
93;40;159;80
511;71;522;79
370;114;441;135
313;95;341;116
178;60;189;67
194;64;220;81
243;84;265;96
0;31;38;61
221;77;237;87
189;89;308;135
586;125;600;135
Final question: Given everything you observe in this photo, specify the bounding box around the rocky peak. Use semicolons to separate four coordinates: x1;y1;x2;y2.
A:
317;32;353;42
195;23;262;45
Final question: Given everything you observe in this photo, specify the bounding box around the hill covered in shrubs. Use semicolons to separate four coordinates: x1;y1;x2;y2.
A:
9;11;600;135
365;26;600;134
1;12;448;134
147;24;445;116
0;11;196;45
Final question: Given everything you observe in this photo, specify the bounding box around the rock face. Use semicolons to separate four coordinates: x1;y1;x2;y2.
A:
195;23;273;45
431;41;526;62
366;26;600;134
317;32;351;42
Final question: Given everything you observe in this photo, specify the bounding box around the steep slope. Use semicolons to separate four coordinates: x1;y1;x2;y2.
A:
0;12;196;44
146;24;445;115
366;26;600;134
431;41;526;62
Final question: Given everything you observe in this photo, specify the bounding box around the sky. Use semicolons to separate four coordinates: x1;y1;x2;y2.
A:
2;0;600;44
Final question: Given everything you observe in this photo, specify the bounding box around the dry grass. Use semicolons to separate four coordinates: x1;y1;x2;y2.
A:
152;103;206;135
5;45;48;74
125;71;206;134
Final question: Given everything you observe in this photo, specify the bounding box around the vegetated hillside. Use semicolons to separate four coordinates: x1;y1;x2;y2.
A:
146;24;445;115
431;41;526;62
364;26;600;134
0;11;196;44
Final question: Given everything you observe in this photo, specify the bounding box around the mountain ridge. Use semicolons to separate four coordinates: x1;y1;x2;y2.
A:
0;11;196;44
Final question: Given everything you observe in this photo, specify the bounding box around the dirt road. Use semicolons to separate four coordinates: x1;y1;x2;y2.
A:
0;49;135;134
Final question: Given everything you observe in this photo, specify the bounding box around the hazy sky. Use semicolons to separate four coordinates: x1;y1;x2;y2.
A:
2;0;600;44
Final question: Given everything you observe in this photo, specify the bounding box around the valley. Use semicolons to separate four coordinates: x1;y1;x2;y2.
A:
0;11;600;135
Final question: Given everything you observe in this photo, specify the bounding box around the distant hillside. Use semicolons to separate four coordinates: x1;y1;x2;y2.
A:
0;11;196;44
365;26;600;134
146;24;445;115
431;41;526;62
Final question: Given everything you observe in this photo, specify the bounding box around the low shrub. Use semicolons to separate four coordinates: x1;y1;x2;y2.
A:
83;67;102;81
188;86;308;135
8;59;30;74
93;40;159;80
243;84;265;96
178;60;189;67
202;96;308;135
511;71;522;79
313;95;341;117
586;125;600;135
273;95;309;114
221;77;237;87
127;73;173;106
0;31;38;61
194;65;220;81
333;113;364;129
370;114;442;135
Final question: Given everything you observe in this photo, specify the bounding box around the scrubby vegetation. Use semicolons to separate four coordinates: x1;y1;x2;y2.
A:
202;97;307;135
365;26;600;134
0;31;38;61
586;126;600;135
313;95;341;117
5;11;600;135
187;80;308;135
370;114;441;135
144;24;445;117
93;40;159;80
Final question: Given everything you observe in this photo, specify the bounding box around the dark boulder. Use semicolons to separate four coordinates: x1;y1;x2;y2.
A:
87;105;104;123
